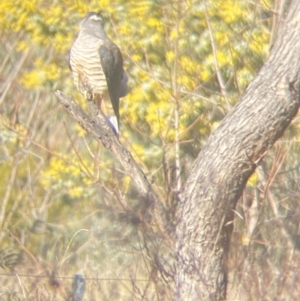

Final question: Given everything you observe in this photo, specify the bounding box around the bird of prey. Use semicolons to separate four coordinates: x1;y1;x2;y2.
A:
70;12;128;133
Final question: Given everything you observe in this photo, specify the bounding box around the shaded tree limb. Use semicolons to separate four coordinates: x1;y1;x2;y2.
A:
55;91;169;237
176;1;300;300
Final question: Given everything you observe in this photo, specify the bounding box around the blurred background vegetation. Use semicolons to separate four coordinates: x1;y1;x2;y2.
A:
0;0;299;300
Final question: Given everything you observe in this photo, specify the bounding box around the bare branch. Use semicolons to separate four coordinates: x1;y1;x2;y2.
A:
55;91;169;236
205;1;231;111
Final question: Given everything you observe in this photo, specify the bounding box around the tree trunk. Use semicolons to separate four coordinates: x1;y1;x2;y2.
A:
175;1;300;300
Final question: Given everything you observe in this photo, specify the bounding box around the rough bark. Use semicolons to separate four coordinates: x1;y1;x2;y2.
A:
175;1;300;300
57;1;300;300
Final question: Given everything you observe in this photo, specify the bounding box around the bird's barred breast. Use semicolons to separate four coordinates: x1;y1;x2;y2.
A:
70;40;108;95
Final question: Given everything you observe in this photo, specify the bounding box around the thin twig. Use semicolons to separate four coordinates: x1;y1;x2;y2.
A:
204;1;231;111
56;91;170;238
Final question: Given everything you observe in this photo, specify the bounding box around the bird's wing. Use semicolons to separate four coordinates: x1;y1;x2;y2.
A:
99;40;123;124
119;70;128;98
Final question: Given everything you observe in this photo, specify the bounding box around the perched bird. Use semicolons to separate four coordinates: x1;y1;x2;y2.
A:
70;12;128;133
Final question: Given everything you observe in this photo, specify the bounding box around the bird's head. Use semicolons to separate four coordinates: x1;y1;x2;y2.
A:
79;12;106;35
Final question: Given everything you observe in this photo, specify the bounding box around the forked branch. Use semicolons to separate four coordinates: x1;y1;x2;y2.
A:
55;91;169;236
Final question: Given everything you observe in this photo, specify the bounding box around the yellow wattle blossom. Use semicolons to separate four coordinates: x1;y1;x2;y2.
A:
248;172;258;187
166;51;174;63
